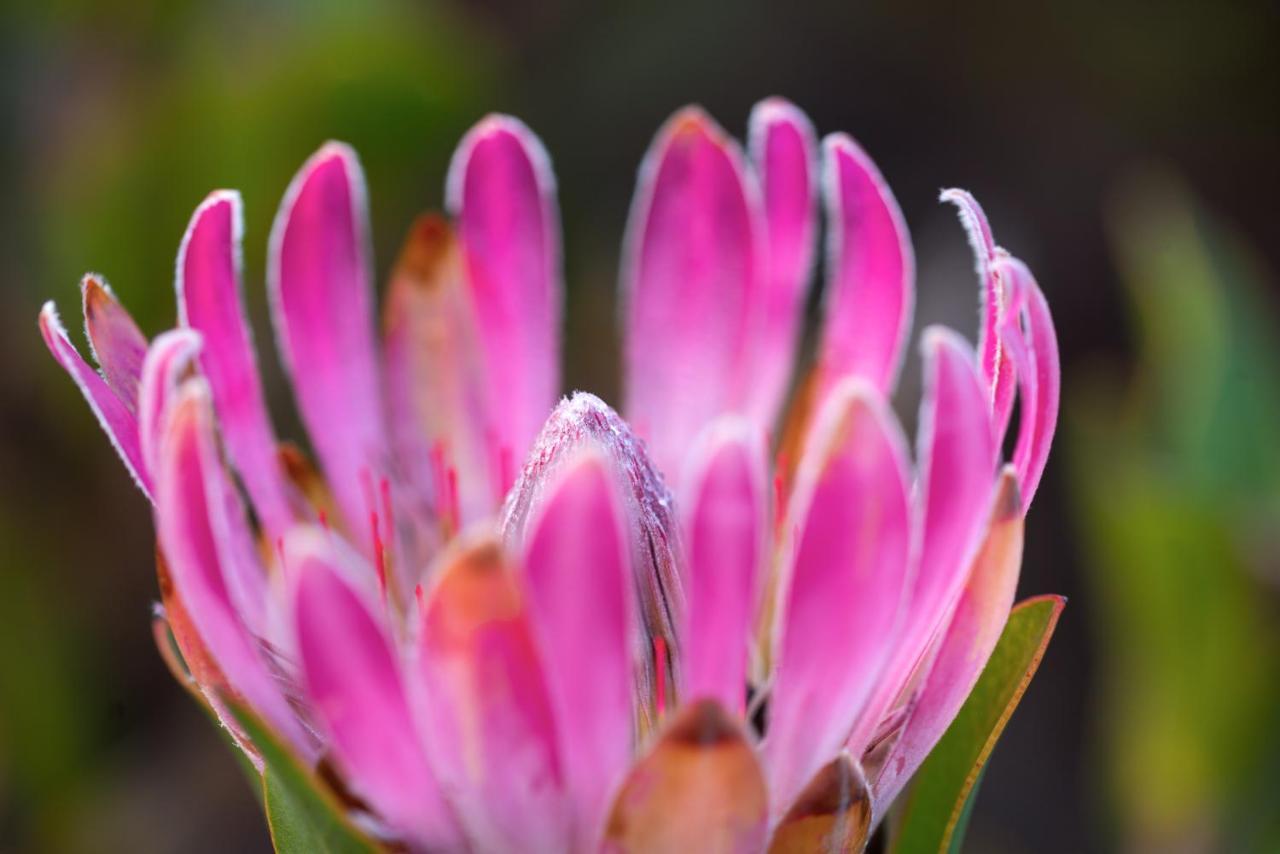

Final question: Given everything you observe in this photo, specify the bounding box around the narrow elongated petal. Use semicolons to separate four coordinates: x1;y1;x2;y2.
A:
869;470;1023;812
521;453;634;848
603;700;768;853
269;143;386;547
415;538;568;851
179;190;295;538
679;418;767;713
81;275;147;406
769;755;871;854
447;115;561;480
816;134;914;398
621;107;764;480
744;98;818;424
138;330;202;477
848;329;996;756
39;302;150;497
154;381;312;757
764;380;913;813
288;530;460;847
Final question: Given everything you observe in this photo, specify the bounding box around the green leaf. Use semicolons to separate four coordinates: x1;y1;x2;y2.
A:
890;595;1065;854
227;702;380;854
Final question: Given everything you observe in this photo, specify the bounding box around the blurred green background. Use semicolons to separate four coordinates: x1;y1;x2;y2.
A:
2;1;1277;851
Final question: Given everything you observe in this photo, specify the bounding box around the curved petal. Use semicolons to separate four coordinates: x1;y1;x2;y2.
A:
521;452;635;848
414;537;568;851
39;301;150;497
287;529;460;847
621;106;765;480
679;417;767;714
816;133;914;399
81;274;147;406
268;142;386;549
744;97;818;425
764;379;913;812
138;330;202;477
768;754;871;854
179;190;295;538
447;115;562;485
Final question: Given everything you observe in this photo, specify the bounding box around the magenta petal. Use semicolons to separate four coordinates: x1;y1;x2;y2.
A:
764;379;913;814
138;330;202;477
179;191;295;539
154;381;312;758
521;453;635;848
39;301;150;497
621;106;765;481
744;97;818;425
816;133;915;399
287;530;460;846
269;142;386;547
447;116;562;483
679;417;767;714
81;275;147;406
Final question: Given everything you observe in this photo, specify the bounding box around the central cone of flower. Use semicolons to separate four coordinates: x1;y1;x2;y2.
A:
41;98;1060;852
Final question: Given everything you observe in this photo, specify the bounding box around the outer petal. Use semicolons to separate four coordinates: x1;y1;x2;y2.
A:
621;106;765;480
179;190;295;538
768;754;871;854
764;379;913;813
869;469;1023;813
153;381;312;757
679;418;768;714
447;115;562;483
39;301;150;497
816;133;915;399
138;330;202;477
268;142;386;548
287;529;460;847
414;537;568;851
81;274;147;406
744;98;818;425
521;453;635;849
848;329;997;756
603;700;768;853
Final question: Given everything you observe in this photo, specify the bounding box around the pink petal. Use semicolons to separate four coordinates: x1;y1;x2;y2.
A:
138;330;202;478
39;301;150;497
81;274;147;406
179;190;296;539
287;529;460;847
940;189;1016;436
816;133;915;399
520;452;635;848
743;97;818;425
764;379;913;813
153;381;313;758
414;538;568;850
268;142;387;549
847;328;997;756
869;469;1023;812
679;417;767;714
621;106;765;480
447;115;562;486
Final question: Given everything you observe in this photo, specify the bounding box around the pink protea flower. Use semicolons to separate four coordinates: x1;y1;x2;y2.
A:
40;98;1060;851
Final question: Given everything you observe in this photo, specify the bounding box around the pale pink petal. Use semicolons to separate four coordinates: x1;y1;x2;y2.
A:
678;417;767;714
744;97;818;425
521;453;634;848
268;142;386;549
816;133;915;399
39;301;150;497
621;106;765;480
179;190;296;538
415;538;568;851
847;328;997;756
287;529;460;847
869;470;1023;813
81;274;147;406
153;381;313;758
447;115;562;485
138;330;202;478
764;379;913;813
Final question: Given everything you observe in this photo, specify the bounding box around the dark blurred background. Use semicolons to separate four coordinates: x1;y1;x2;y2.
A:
2;1;1278;851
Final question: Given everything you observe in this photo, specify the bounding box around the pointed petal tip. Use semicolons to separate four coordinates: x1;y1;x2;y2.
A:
921;323;977;363
446;112;557;213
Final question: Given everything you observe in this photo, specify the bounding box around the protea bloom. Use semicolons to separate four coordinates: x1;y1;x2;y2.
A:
41;98;1060;851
